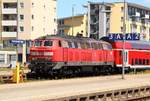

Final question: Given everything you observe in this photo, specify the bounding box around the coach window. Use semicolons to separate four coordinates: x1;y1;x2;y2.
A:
132;59;134;65
143;59;145;65
135;59;138;65
139;59;142;65
147;59;149;65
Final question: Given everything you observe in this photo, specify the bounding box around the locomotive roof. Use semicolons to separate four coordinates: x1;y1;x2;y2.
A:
36;35;109;44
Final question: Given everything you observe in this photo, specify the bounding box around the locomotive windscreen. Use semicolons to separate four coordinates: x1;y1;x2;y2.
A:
33;40;53;47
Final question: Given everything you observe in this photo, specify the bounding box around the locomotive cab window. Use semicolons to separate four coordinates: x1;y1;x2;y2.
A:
44;40;53;46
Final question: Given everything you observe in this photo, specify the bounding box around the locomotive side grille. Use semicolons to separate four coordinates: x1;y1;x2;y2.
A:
31;52;53;56
31;58;51;63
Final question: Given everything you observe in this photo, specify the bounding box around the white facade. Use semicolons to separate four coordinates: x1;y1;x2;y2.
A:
0;51;16;68
1;0;57;40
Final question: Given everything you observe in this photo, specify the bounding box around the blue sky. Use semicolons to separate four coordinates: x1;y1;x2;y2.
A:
57;0;150;18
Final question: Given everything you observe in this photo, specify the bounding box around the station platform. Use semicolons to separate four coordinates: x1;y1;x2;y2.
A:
0;74;150;101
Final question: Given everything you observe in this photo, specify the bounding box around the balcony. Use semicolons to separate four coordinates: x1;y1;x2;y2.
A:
2;32;17;37
2;20;17;26
2;8;17;14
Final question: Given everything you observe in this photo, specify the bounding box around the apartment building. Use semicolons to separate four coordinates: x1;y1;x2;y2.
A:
88;2;111;39
1;0;57;40
88;2;150;41
58;14;88;37
111;2;150;41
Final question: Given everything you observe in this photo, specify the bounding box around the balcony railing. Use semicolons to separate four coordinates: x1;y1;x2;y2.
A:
2;20;17;26
2;32;17;37
2;8;17;14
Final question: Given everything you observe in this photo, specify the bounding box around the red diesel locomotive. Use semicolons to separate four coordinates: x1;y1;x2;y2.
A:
29;35;114;76
29;35;150;76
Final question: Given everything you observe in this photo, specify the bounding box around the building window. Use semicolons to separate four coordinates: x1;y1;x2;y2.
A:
20;15;24;20
54;7;56;12
121;7;124;12
131;24;137;33
54;29;56;34
121;17;124;22
32;26;34;31
20;26;24;32
32;2;34;7
121;27;124;32
54;18;56;22
43;4;45;8
20;2;24;8
32;15;34;19
0;54;5;63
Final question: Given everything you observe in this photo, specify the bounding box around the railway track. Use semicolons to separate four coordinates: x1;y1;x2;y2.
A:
46;86;150;101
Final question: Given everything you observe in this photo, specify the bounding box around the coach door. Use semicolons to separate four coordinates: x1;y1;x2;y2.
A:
124;50;129;67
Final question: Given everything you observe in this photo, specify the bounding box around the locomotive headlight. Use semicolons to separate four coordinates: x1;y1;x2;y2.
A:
44;52;53;56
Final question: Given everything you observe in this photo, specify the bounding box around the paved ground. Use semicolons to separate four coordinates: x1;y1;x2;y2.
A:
0;74;150;101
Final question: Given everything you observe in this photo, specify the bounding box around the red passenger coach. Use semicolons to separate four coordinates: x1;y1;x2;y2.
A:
112;41;150;69
29;35;114;76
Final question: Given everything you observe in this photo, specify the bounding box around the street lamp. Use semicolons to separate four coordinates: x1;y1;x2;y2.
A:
16;0;19;64
72;4;75;36
83;4;88;37
122;0;126;79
